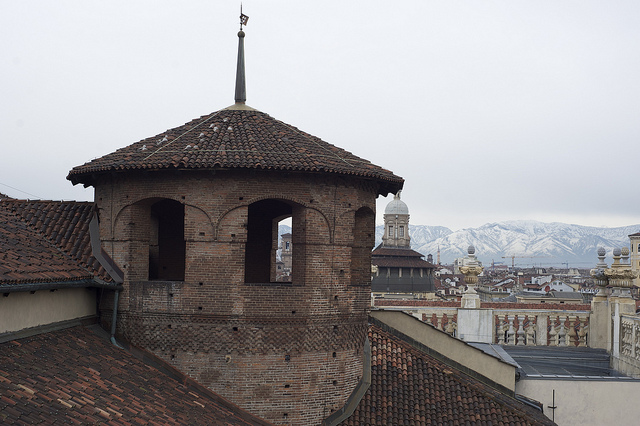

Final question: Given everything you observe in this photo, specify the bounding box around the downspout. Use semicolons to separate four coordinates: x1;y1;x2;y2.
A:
90;212;125;348
109;289;123;348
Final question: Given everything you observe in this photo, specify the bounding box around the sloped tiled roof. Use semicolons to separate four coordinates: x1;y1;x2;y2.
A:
0;199;109;285
341;324;555;425
372;257;435;268
0;208;94;286
67;107;404;196
372;245;428;259
372;245;436;269
0;325;270;425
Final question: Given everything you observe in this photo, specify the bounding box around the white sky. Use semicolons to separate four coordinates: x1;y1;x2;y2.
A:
2;1;639;231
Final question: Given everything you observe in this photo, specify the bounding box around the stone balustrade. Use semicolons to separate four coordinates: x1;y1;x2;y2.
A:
618;315;640;376
493;311;590;347
421;310;458;337
373;299;591;347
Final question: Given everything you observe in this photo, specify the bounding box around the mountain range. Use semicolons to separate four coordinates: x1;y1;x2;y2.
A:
375;220;640;268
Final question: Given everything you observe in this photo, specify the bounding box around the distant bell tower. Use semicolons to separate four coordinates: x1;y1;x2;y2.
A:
382;191;410;248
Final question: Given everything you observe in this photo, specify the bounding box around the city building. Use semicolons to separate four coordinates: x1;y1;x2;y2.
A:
276;232;292;282
0;18;563;426
371;192;436;298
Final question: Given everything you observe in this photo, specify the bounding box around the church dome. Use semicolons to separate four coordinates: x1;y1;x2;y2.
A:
385;192;409;215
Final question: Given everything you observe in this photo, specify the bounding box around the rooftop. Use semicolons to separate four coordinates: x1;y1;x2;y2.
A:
503;346;637;380
341;322;555;425
0;199;110;289
372;245;432;259
67;108;403;196
0;324;269;425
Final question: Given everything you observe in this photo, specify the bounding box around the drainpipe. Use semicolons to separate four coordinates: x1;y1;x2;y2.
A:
110;290;123;348
90;212;125;348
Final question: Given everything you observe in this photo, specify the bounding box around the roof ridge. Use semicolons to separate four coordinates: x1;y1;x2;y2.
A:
277;118;356;168
142;109;224;162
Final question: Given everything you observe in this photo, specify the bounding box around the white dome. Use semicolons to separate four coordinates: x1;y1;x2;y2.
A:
384;192;409;215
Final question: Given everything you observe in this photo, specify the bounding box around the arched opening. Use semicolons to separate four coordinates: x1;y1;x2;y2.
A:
149;199;185;281
351;207;375;286
244;199;294;284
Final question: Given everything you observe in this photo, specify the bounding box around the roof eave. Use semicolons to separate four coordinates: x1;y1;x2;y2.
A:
0;278;122;294
69;166;403;196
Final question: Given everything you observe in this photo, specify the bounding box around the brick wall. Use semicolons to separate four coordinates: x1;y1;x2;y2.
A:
95;170;377;425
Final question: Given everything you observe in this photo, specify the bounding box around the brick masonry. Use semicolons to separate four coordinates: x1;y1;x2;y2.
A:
95;169;378;425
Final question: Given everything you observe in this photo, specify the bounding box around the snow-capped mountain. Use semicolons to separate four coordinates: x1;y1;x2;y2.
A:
375;220;640;267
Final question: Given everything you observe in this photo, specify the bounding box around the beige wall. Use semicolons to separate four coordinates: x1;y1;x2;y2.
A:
371;310;516;392
517;379;640;426
0;288;96;334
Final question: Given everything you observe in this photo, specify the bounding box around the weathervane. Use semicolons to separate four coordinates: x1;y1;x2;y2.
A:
240;4;249;30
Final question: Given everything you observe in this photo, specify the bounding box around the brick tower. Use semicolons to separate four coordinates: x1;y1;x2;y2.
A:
68;21;403;425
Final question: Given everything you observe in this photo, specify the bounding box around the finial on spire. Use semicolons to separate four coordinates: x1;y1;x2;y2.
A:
239;4;249;30
235;6;248;104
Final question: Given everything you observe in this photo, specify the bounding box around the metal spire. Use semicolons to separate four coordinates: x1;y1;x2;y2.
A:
234;6;249;104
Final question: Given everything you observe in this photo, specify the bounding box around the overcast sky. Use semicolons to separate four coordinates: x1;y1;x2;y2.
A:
2;1;639;230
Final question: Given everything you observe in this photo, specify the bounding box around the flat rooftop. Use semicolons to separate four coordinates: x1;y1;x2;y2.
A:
501;346;639;380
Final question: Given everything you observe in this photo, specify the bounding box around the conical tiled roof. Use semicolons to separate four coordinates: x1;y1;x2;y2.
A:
67;105;403;196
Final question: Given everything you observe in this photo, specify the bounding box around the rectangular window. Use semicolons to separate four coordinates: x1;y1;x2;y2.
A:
399;226;404;237
245;199;293;284
388;225;394;237
149;199;185;281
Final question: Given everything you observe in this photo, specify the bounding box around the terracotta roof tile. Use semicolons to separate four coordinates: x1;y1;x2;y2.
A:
67;108;403;195
0;199;110;284
0;326;270;425
341;324;555;425
0;207;94;286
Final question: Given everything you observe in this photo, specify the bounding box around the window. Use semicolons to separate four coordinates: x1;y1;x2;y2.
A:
388;225;394;237
351;207;375;285
148;199;185;281
245;199;297;284
398;226;404;237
